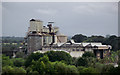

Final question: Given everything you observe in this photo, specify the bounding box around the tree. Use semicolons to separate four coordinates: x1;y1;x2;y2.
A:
54;61;79;75
82;52;95;58
12;58;25;67
101;64;114;74
94;62;105;73
2;55;13;67
86;35;105;43
117;50;120;65
25;52;44;67
2;66;26;75
30;56;56;75
71;34;87;43
44;51;73;64
15;51;25;58
75;57;88;67
77;66;99;74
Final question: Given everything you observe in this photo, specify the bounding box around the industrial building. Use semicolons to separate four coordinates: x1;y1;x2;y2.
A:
25;19;67;54
25;19;112;59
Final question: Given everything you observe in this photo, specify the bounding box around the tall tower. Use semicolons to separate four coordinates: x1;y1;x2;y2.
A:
29;19;43;33
26;19;43;54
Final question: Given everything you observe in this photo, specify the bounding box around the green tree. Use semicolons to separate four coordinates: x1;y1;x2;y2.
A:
94;62;105;73
82;52;95;58
54;61;79;75
101;64;114;74
77;66;99;75
75;57;88;67
12;58;25;67
86;35;105;43
15;51;25;58
117;50;120;65
44;51;72;64
2;55;13;67
30;56;55;75
2;66;26;75
72;34;87;43
25;52;44;67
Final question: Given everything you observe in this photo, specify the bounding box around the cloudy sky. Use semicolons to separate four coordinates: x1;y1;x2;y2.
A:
2;2;118;37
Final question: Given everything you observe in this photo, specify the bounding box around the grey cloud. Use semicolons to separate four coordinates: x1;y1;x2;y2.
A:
2;2;118;37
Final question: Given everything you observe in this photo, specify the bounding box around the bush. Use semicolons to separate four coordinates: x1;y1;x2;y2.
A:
77;66;99;74
54;61;79;75
15;52;25;58
82;52;95;58
94;63;105;73
101;64;114;74
2;55;13;67
2;66;26;75
75;57;88;67
12;58;25;67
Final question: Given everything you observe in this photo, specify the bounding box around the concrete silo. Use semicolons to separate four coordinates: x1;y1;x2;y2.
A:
27;33;43;54
29;19;43;32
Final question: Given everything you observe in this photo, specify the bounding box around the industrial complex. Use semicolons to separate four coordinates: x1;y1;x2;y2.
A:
24;19;112;59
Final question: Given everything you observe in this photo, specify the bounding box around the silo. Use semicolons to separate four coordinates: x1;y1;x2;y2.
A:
29;19;43;32
56;31;67;43
27;33;43;54
43;34;52;45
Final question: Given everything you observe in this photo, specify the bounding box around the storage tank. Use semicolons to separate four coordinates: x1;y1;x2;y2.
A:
56;32;67;43
27;33;43;54
29;19;43;32
43;34;52;45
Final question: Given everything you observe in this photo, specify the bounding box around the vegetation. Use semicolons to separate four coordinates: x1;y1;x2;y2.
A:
44;51;72;64
82;52;95;57
72;34;120;51
1;35;120;74
2;50;120;75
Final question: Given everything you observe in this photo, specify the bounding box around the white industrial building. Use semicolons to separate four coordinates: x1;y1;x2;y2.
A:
24;19;112;59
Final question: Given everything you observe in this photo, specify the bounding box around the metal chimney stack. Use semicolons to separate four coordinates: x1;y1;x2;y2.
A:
47;22;55;45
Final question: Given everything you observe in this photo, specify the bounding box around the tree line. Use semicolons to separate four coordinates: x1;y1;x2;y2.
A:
2;50;120;75
72;34;120;51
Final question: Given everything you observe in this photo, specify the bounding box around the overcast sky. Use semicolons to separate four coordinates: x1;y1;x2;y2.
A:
2;2;118;37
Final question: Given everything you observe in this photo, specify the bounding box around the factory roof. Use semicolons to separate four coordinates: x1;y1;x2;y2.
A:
30;19;43;22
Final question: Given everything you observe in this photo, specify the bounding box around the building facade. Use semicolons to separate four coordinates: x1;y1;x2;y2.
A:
25;19;111;59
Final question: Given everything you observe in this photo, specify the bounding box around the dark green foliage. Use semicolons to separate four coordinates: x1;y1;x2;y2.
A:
12;58;25;67
2;35;120;75
77;66;99;75
71;34;120;51
2;66;26;75
94;63;105;73
2;37;24;57
117;50;120;65
2;44;17;57
2;55;13;67
82;52;95;57
72;34;87;42
75;57;88;67
27;71;39;75
87;57;97;67
86;35;105;42
25;52;44;67
74;56;96;67
54;61;79;75
30;56;56;75
44;51;73;64
101;64;114;74
2;36;24;43
16;51;26;58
